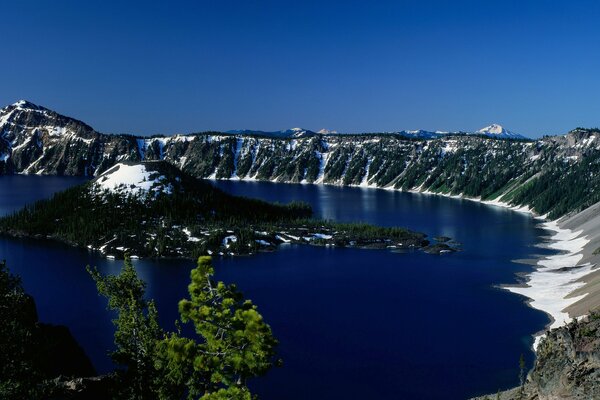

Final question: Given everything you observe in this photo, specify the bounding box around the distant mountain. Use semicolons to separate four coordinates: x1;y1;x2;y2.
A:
393;129;448;139
0;99;106;175
225;127;316;138
317;128;338;134
475;124;525;139
391;124;525;140
225;125;527;140
318;125;523;140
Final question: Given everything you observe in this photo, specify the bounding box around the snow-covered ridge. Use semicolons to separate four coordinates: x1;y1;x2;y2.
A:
317;128;338;134
225;127;317;138
93;163;174;197
226;124;528;140
0;100;96;173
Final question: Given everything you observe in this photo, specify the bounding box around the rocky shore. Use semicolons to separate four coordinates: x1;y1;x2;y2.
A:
472;312;600;400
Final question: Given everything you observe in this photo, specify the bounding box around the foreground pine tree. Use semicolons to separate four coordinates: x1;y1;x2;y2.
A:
0;260;40;399
89;255;278;399
155;256;278;400
88;256;163;399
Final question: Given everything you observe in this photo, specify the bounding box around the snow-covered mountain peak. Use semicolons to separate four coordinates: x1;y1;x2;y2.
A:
0;100;50;123
317;128;338;134
6;100;45;112
477;124;507;134
475;124;524;139
14;100;33;108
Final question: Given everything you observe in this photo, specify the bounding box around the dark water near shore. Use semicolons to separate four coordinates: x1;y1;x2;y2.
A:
0;176;552;399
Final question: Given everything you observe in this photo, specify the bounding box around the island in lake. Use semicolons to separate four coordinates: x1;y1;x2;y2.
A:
0;161;456;258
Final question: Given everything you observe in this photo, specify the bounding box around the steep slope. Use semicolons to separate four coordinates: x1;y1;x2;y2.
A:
473;313;600;400
2;100;600;219
0;100;141;175
146;131;597;219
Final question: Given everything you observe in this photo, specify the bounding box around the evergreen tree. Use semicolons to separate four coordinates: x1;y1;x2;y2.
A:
0;260;40;399
519;353;526;396
155;256;278;399
88;255;163;400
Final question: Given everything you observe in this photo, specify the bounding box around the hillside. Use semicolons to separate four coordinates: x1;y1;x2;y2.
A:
0;161;431;258
1;101;598;219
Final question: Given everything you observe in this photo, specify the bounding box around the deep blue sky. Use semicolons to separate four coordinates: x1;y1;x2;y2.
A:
1;1;600;137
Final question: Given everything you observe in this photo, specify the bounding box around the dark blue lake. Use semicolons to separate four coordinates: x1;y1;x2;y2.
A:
0;177;552;399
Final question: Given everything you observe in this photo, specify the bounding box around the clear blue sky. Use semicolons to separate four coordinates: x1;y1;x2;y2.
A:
2;0;600;137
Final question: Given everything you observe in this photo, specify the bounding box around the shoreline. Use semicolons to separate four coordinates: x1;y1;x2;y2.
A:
217;177;598;348
406;189;596;348
506;220;592;348
402;187;596;348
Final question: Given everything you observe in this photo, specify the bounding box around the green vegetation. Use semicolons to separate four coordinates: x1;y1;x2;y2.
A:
0;162;432;258
90;255;278;399
0;261;95;399
0;256;278;399
0;163;313;258
88;259;163;399
155;256;278;399
0;259;42;399
166;132;600;219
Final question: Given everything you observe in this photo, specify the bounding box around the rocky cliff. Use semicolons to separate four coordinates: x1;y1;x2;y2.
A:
473;313;600;400
3;101;600;219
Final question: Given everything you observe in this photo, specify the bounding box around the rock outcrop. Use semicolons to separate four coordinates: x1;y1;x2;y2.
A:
473;313;600;400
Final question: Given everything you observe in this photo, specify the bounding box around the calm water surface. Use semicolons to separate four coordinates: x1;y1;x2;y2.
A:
0;177;553;399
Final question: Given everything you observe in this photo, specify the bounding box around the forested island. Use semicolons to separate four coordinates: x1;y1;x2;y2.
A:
0;162;448;258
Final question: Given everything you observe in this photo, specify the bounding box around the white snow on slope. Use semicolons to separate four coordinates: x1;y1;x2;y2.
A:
94;163;173;196
507;221;592;349
318;128;338;134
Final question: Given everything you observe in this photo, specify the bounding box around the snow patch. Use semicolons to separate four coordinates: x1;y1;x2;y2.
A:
94;163;174;197
506;221;592;349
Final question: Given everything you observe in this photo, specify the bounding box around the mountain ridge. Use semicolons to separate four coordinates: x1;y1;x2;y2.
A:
224;123;526;139
1;100;528;140
1;100;599;220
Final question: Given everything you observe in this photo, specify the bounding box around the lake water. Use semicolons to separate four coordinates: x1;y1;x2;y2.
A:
0;177;553;399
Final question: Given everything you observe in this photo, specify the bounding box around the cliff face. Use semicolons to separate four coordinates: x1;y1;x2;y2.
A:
0;100;140;176
473;313;600;400
527;314;600;399
4;100;600;219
